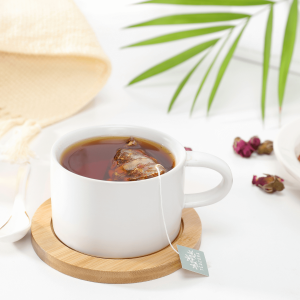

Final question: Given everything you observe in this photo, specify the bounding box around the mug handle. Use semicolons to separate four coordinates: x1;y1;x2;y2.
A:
184;151;233;208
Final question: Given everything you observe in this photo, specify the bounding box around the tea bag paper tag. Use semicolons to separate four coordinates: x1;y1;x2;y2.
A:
177;245;209;276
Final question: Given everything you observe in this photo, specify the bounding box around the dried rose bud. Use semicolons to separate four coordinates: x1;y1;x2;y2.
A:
249;136;261;151
184;147;192;151
233;137;254;158
252;174;284;193
257;140;273;155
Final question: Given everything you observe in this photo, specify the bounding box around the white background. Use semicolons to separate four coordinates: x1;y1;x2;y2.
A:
1;1;300;299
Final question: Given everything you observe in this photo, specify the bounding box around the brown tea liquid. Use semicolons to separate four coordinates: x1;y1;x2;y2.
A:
61;136;175;181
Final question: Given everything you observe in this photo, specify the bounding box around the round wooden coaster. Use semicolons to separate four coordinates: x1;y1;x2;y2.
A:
31;199;202;284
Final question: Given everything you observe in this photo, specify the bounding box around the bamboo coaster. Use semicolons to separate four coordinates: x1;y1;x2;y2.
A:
31;199;202;284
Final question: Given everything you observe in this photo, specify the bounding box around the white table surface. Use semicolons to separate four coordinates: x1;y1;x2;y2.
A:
1;1;300;299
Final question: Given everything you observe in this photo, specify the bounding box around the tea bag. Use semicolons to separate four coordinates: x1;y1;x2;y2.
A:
108;137;166;181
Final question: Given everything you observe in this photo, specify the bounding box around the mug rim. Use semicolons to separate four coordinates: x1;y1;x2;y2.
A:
51;124;187;185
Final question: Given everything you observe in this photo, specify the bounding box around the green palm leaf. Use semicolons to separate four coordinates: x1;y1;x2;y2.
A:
123;26;233;47
128;39;219;85
207;20;249;113
261;5;273;121
190;30;232;115
127;13;250;28
278;0;298;110
139;0;273;5
168;53;209;112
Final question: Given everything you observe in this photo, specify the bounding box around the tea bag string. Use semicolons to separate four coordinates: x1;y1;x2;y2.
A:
155;165;179;255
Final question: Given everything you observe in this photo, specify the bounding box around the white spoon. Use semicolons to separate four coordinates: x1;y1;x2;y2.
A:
0;164;31;243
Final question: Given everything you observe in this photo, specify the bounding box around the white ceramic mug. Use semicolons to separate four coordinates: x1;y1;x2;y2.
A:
51;125;233;258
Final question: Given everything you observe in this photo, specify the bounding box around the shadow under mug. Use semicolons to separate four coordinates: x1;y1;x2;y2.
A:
51;125;233;258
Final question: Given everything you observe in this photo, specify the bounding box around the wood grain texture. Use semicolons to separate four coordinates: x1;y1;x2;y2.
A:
31;199;202;284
